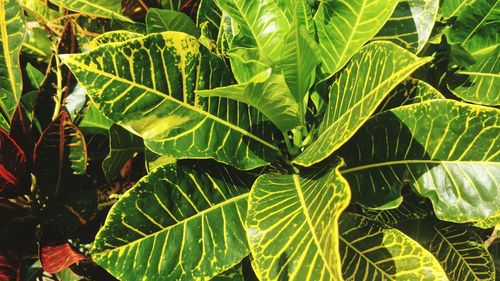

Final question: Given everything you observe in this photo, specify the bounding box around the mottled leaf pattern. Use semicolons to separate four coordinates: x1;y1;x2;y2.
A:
294;42;431;167
246;160;350;280
340;100;500;223
62;32;280;170
92;163;250;280
50;0;130;21
339;213;448;280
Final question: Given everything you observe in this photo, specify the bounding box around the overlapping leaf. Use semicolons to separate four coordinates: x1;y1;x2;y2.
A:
315;0;399;77
374;0;439;53
294;42;431;167
377;78;444;112
428;222;495;280
62;31;281;170
339;100;500;223
0;128;27;198
246;160;350;280
89;30;142;49
339;212;448;280
102;124;144;182
34;111;87;198
50;0;130;22
146;8;200;37
0;0;26;131
439;0;475;19
91;162;250;280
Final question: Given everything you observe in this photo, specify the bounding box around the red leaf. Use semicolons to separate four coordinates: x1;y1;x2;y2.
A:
0;128;27;198
9;103;35;162
0;251;20;281
33;111;87;197
38;228;88;274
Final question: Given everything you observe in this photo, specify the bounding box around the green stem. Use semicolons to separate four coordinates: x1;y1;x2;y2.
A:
52;43;63;120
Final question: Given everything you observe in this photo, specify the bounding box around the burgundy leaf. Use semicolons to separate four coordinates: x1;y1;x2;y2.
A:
33;111;87;198
0;129;27;198
38;227;88;274
0;251;20;281
9;103;34;162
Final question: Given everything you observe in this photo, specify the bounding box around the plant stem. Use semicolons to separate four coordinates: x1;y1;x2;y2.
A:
52;42;63;120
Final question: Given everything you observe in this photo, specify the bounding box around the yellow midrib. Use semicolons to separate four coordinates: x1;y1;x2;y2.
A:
0;1;19;107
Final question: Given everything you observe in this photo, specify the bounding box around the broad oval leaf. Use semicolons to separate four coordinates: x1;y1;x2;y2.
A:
89;30;142;49
196;70;301;132
339;100;500;223
374;0;439;53
34;111;87;198
0;0;26;131
293;41;431;167
217;0;290;62
146;8;200;37
92;162;250;280
428;222;495;281
314;0;399;77
61;31;281;170
246;160;350;280
339;212;448;280
0;128;27;198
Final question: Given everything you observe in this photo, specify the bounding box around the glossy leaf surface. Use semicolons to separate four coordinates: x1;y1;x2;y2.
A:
92;162;250;280
62;32;281;170
340;100;500;223
246;161;350;280
339;213;448;280
294;42;431;167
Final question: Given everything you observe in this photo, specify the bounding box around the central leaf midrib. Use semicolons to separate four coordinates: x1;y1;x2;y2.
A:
65;58;280;152
93;193;249;255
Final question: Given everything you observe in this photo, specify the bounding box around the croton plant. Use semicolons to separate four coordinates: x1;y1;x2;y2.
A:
0;0;499;280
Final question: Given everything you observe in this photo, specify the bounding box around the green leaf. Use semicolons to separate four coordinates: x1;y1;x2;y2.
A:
439;0;475;19
246;160;350;280
473;213;500;229
146;8;200;37
26;63;44;89
378;78;444;112
22;27;52;60
339;99;500;223
294;42;431;167
91;162;250;280
33;111;87;198
449;46;500;105
19;0;62;22
374;0;439;53
428;222;495;280
315;0;399;77
226;47;268;84
445;0;498;46
50;0;131;22
197;0;222;42
197;70;301;132
78;102;113;135
90;30;142;49
211;265;244;280
61;31;281;170
339;212;448;280
217;0;290;62
0;0;26;132
102;124;144;182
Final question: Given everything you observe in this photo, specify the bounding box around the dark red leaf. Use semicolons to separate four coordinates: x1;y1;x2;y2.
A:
9;103;35;162
33;111;87;198
0;251;20;281
0;128;27;198
38;227;88;274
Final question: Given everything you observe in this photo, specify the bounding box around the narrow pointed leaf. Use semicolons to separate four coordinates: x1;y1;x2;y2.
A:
428;222;495;280
102;124;144;182
246;160;350;280
315;0;399;77
374;0;439;53
0;128;26;198
146;8;200;37
0;0;26;131
339;213;448;280
39;228;89;274
339;100;500;223
34;111;87;198
197;70;301;132
294;42;431;167
92;162;250;280
61;32;281;170
217;0;290;62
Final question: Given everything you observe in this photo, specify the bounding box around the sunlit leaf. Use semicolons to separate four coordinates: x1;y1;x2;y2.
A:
146;8;200;37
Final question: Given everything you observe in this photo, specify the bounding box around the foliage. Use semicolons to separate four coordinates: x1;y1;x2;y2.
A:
0;0;498;280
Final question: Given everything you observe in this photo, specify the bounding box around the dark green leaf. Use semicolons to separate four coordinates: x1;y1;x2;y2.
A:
146;8;200;37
